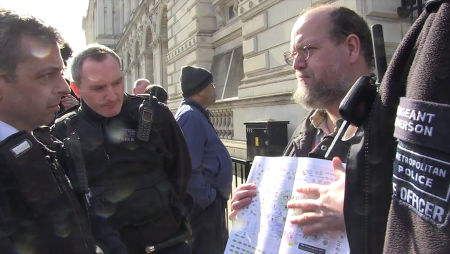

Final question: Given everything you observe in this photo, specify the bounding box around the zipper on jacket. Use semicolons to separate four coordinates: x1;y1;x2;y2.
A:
101;120;111;165
362;98;378;254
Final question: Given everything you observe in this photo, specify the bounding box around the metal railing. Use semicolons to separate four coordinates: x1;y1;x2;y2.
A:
225;157;252;231
231;157;252;187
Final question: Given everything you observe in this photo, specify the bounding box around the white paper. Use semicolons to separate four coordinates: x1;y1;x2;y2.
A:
225;156;350;254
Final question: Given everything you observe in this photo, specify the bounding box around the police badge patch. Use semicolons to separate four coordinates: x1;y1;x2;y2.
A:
11;139;32;158
393;97;450;227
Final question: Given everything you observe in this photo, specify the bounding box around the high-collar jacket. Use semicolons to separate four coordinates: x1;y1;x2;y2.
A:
52;94;192;245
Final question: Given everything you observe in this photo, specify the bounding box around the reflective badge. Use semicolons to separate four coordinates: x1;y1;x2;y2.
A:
10;139;32;158
108;127;136;143
122;128;137;142
394;97;450;152
392;142;449;227
393;97;450;227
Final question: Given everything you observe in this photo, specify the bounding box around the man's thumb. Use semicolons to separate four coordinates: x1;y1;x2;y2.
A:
332;156;346;178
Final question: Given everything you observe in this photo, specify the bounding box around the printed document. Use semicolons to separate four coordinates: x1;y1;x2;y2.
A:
224;156;349;254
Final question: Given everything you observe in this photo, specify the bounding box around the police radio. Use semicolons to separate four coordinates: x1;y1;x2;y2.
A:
137;95;154;142
324;75;378;159
324;24;387;159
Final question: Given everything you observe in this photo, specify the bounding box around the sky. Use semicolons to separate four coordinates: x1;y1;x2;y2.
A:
0;0;89;53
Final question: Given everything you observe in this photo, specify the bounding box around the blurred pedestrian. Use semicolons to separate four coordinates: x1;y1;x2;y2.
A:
175;65;232;254
144;84;168;104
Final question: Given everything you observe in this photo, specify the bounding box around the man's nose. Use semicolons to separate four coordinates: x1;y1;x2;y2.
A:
105;86;117;100
293;54;307;70
56;78;71;95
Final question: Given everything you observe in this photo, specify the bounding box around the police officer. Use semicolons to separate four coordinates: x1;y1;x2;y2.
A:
52;44;193;254
0;9;101;253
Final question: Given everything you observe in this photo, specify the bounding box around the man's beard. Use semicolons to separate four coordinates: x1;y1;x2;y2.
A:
293;79;351;109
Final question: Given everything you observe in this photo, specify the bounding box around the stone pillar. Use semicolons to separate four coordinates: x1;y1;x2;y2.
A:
151;38;162;86
96;0;105;35
144;49;154;82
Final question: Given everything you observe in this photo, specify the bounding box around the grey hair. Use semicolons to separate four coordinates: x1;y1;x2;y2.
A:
133;78;150;89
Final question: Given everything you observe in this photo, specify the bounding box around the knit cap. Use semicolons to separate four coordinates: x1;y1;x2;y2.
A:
180;66;213;98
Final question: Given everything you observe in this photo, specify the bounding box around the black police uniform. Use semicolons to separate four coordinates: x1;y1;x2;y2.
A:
52;94;193;254
345;1;450;253
0;129;97;253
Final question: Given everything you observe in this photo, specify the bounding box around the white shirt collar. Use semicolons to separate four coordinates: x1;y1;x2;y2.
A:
0;121;19;142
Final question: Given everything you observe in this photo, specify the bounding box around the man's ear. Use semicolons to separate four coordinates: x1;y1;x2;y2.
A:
345;34;361;64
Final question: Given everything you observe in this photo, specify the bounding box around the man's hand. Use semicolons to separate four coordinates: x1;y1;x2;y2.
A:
60;94;79;111
286;157;346;235
228;183;257;220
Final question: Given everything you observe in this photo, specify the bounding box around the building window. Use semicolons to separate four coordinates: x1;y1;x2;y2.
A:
211;46;243;100
228;5;236;20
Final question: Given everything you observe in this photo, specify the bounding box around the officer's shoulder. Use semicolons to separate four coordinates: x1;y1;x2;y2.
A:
33;126;63;148
179;104;201;117
53;110;80;133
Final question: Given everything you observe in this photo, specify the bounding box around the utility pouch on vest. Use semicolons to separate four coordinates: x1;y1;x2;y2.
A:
392;97;450;227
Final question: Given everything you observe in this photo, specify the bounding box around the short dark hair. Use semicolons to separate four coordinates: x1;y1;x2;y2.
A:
0;9;63;82
328;7;374;67
70;44;122;86
60;42;73;67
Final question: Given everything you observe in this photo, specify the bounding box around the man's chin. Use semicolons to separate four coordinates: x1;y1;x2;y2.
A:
100;110;120;118
293;86;309;107
99;103;122;117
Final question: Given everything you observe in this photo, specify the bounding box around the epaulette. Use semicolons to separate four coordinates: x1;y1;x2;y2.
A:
54;108;79;125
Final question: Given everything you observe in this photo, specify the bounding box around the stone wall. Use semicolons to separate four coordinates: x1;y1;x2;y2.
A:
84;0;414;159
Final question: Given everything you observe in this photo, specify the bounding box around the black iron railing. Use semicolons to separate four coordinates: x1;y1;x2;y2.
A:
225;157;252;231
231;157;252;187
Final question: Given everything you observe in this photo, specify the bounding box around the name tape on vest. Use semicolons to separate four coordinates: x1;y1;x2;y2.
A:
394;97;450;154
392;142;449;227
10;139;32;158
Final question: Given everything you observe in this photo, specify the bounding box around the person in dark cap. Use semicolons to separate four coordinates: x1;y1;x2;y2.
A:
144;84;168;104
175;65;232;254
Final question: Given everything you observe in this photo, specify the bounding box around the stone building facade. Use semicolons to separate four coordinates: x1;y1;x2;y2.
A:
83;0;415;159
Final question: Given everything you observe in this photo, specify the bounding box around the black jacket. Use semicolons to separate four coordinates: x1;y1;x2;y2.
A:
345;1;450;253
283;110;354;161
0;130;97;254
52;94;192;248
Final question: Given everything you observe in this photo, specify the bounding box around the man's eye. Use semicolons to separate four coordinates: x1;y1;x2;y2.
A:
40;71;63;79
306;45;317;51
